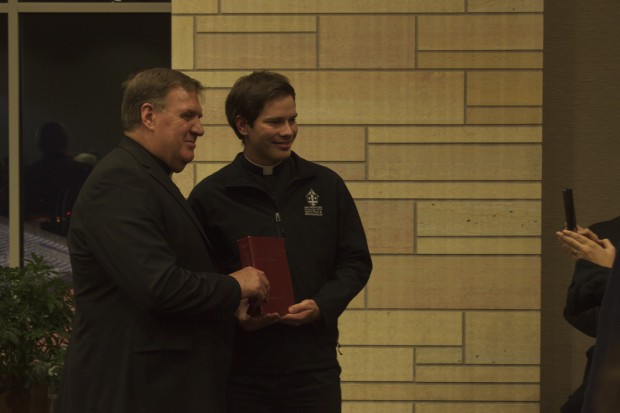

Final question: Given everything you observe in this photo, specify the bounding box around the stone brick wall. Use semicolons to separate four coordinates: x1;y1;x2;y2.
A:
172;1;543;411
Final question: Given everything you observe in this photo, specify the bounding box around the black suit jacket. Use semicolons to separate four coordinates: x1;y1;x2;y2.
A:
54;137;241;413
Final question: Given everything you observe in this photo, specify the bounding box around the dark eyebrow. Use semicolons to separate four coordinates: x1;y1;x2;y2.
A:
182;109;203;119
265;114;298;122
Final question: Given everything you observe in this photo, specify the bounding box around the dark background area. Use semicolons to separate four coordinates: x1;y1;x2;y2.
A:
0;15;7;164
20;13;171;164
0;11;170;262
543;0;620;411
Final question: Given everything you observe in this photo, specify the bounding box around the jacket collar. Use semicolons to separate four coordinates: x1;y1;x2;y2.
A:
118;135;192;216
224;151;317;188
119;136;223;269
119;135;169;175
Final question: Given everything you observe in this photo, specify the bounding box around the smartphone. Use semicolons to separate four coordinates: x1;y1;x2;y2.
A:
562;188;577;231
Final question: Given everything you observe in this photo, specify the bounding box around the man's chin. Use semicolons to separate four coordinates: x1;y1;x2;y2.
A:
171;157;194;173
277;149;292;159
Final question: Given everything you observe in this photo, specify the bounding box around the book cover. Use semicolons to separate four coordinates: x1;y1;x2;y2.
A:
237;235;296;315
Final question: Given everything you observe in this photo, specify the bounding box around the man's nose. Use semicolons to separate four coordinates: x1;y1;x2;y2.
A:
280;121;294;136
192;119;204;136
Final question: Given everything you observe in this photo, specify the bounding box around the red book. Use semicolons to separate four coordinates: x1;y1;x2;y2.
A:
237;236;296;315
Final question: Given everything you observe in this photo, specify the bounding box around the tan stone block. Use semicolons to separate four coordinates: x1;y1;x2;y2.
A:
347;288;365;309
339;310;462;346
293;127;366;161
418;51;542;69
368;126;542;143
194;126;241;161
286;71;464;124
173;0;218;13
466;107;542;124
195;34;316;69
172;16;194;70
417;200;541;236
197;15;316;32
368;145;541;180
356;201;414;254
465;311;540;364
338;346;414;381
221;0;464;13
197;125;366;162
195;162;228;182
195;137;366;181
195;164;365;185
346;182;541;200
416;347;463;364
416;365;539;383
320;16;415;69
418;15;543;50
368;256;540;310
172;165;194;198
417;237;541;255
342;382;539;401
468;71;542;106
203;90;230;125
343;402;413;413
317;163;367;181
186;70;249;88
468;0;544;12
417;402;540;413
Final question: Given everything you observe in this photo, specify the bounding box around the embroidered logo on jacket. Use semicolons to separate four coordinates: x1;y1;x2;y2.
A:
304;189;323;216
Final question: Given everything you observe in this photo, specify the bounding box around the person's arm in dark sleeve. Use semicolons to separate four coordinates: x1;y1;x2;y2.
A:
308;180;372;327
78;175;241;318
563;259;610;337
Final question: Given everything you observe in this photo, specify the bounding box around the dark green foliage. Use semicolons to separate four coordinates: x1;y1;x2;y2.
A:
0;255;73;392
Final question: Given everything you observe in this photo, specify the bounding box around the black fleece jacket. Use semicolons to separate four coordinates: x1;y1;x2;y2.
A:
188;151;372;372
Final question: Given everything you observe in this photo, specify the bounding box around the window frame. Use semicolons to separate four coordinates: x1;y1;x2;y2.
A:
2;1;170;266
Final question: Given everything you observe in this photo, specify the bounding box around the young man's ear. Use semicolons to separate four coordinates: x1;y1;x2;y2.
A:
141;103;156;130
235;115;249;137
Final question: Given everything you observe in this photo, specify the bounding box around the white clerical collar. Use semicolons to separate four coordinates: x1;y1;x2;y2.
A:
243;154;282;176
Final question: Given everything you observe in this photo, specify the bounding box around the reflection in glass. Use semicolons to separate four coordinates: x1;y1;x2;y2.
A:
0;14;7;218
18;0;169;2
23;121;93;235
19;13;170;267
0;15;8;265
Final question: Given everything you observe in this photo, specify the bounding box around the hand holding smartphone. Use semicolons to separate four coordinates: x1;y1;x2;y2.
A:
562;188;577;231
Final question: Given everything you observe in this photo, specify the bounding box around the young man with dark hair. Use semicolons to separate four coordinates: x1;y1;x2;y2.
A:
188;71;372;412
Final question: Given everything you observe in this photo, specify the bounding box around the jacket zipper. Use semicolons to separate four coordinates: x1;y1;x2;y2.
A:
229;180;286;237
275;211;284;236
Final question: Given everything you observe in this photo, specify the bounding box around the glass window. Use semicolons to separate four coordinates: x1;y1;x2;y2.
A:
0;14;8;265
18;1;169;2
20;13;170;270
